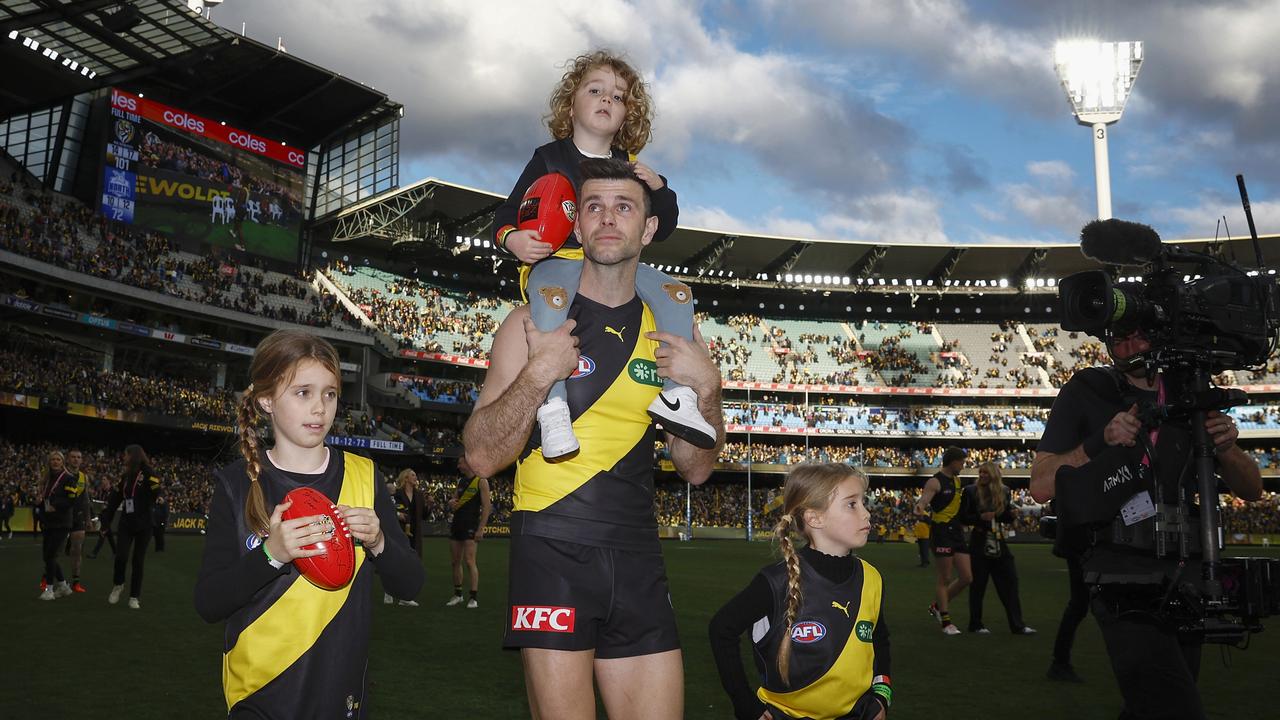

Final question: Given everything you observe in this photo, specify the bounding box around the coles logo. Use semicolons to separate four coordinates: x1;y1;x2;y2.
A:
570;355;595;379
111;93;138;113
162;109;205;134
791;621;827;644
228;131;267;154
511;605;576;633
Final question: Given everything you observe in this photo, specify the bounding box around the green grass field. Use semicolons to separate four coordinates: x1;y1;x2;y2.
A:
3;536;1276;719
135;204;299;262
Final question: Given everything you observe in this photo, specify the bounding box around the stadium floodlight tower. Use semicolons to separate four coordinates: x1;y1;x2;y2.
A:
1053;40;1143;220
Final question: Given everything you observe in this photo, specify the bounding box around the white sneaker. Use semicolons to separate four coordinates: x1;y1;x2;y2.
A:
647;386;716;449
972;626;992;635
397;599;419;607
39;587;55;601
1015;626;1038;635
537;397;579;460
54;581;73;598
108;584;123;604
383;593;393;605
128;598;140;610
445;595;465;607
942;623;962;636
466;598;478;609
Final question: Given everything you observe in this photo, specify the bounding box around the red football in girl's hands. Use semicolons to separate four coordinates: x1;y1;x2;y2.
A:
518;173;577;252
281;487;355;590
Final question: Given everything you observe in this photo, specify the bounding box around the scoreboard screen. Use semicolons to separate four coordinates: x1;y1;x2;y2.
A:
100;88;307;262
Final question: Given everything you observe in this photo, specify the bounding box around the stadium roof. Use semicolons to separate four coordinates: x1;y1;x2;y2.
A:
312;177;1280;289
0;0;399;148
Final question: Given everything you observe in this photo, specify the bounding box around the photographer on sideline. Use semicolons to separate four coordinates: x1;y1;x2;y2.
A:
1030;328;1262;720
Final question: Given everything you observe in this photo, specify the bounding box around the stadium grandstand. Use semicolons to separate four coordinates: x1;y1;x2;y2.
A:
3;3;1280;718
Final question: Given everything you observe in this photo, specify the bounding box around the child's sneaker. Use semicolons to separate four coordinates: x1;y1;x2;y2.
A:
445;595;465;607
108;584;123;604
128;598;140;610
39;587;55;601
466;598;479;609
538;397;579;460
941;623;961;636
72;582;87;593
647;386;716;449
54;581;73;598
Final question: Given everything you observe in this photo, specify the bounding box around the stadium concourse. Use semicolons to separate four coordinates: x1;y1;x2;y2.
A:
3;3;1280;718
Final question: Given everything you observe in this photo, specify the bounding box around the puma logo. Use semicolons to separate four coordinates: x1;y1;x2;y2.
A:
832;600;851;618
605;325;626;342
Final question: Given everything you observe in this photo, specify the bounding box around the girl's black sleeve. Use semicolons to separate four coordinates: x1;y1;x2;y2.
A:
493;152;548;244
194;472;287;623
364;476;425;600
708;572;773;720
650;181;678;243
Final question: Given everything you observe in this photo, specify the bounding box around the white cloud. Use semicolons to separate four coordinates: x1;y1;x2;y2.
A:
682;191;948;244
1163;195;1280;240
1027;160;1074;185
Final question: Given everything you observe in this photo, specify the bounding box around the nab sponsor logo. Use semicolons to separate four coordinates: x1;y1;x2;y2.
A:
570;355;595;379
511;605;576;633
162;109;205;134
244;533;262;551
791;621;827;644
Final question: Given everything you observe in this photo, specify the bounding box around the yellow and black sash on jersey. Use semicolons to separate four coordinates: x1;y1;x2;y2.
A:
457;477;480;507
929;471;962;525
514;294;662;551
67;471;87;499
222;452;373;710
755;557;883;720
452;476;482;527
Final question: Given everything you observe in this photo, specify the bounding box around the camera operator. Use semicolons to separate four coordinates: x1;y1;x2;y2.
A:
1030;327;1262;720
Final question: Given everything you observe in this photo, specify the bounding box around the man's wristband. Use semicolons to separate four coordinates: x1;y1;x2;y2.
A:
262;541;285;569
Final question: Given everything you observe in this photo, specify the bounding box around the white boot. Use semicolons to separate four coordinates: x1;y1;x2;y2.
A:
537;397;579;459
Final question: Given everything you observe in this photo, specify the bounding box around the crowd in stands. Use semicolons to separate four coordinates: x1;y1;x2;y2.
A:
0;439;214;516
713;442;1037;470
0;335;237;422
723;402;1048;435
0;186;357;331
138;132;302;219
394;375;479;405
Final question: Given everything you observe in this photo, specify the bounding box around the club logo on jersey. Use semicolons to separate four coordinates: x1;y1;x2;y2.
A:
791;621;827;644
628;358;663;387
511;605;576;633
245;533;262;551
855;620;875;642
570;355;595;379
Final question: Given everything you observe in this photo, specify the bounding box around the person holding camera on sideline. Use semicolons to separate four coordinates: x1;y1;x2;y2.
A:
1030;326;1261;720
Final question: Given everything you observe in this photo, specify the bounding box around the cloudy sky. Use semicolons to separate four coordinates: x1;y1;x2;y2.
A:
216;0;1280;246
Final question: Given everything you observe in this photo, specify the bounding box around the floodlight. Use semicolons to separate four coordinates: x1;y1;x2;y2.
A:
1054;40;1143;219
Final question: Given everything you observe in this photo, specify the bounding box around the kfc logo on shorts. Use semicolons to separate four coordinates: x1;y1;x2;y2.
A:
511;605;576;633
791;621;827;644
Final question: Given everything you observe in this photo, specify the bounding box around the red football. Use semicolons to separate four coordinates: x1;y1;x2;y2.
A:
517;172;577;252
281;487;355;590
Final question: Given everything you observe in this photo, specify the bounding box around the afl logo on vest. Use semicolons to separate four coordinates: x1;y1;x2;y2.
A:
791;621;827;643
570;355;595;379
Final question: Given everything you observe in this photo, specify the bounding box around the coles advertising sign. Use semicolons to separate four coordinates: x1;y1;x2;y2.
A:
108;88;306;168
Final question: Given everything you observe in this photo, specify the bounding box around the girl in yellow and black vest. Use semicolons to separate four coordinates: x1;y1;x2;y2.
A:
710;464;891;720
195;329;423;719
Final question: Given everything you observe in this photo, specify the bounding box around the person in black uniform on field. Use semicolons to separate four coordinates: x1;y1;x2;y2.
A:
0;489;14;539
464;158;725;720
959;462;1035;635
385;468;422;607
1045;498;1089;683
152;494;168;553
64;448;90;592
103;444;162;609
1030;328;1262;720
445;454;491;609
913;446;972;635
37;450;77;600
710;464;891;720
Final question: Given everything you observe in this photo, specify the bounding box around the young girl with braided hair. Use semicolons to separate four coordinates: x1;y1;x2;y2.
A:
195;329;423;718
709;463;892;720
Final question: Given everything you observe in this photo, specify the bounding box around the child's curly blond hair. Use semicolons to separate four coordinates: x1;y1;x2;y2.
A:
545;50;653;156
